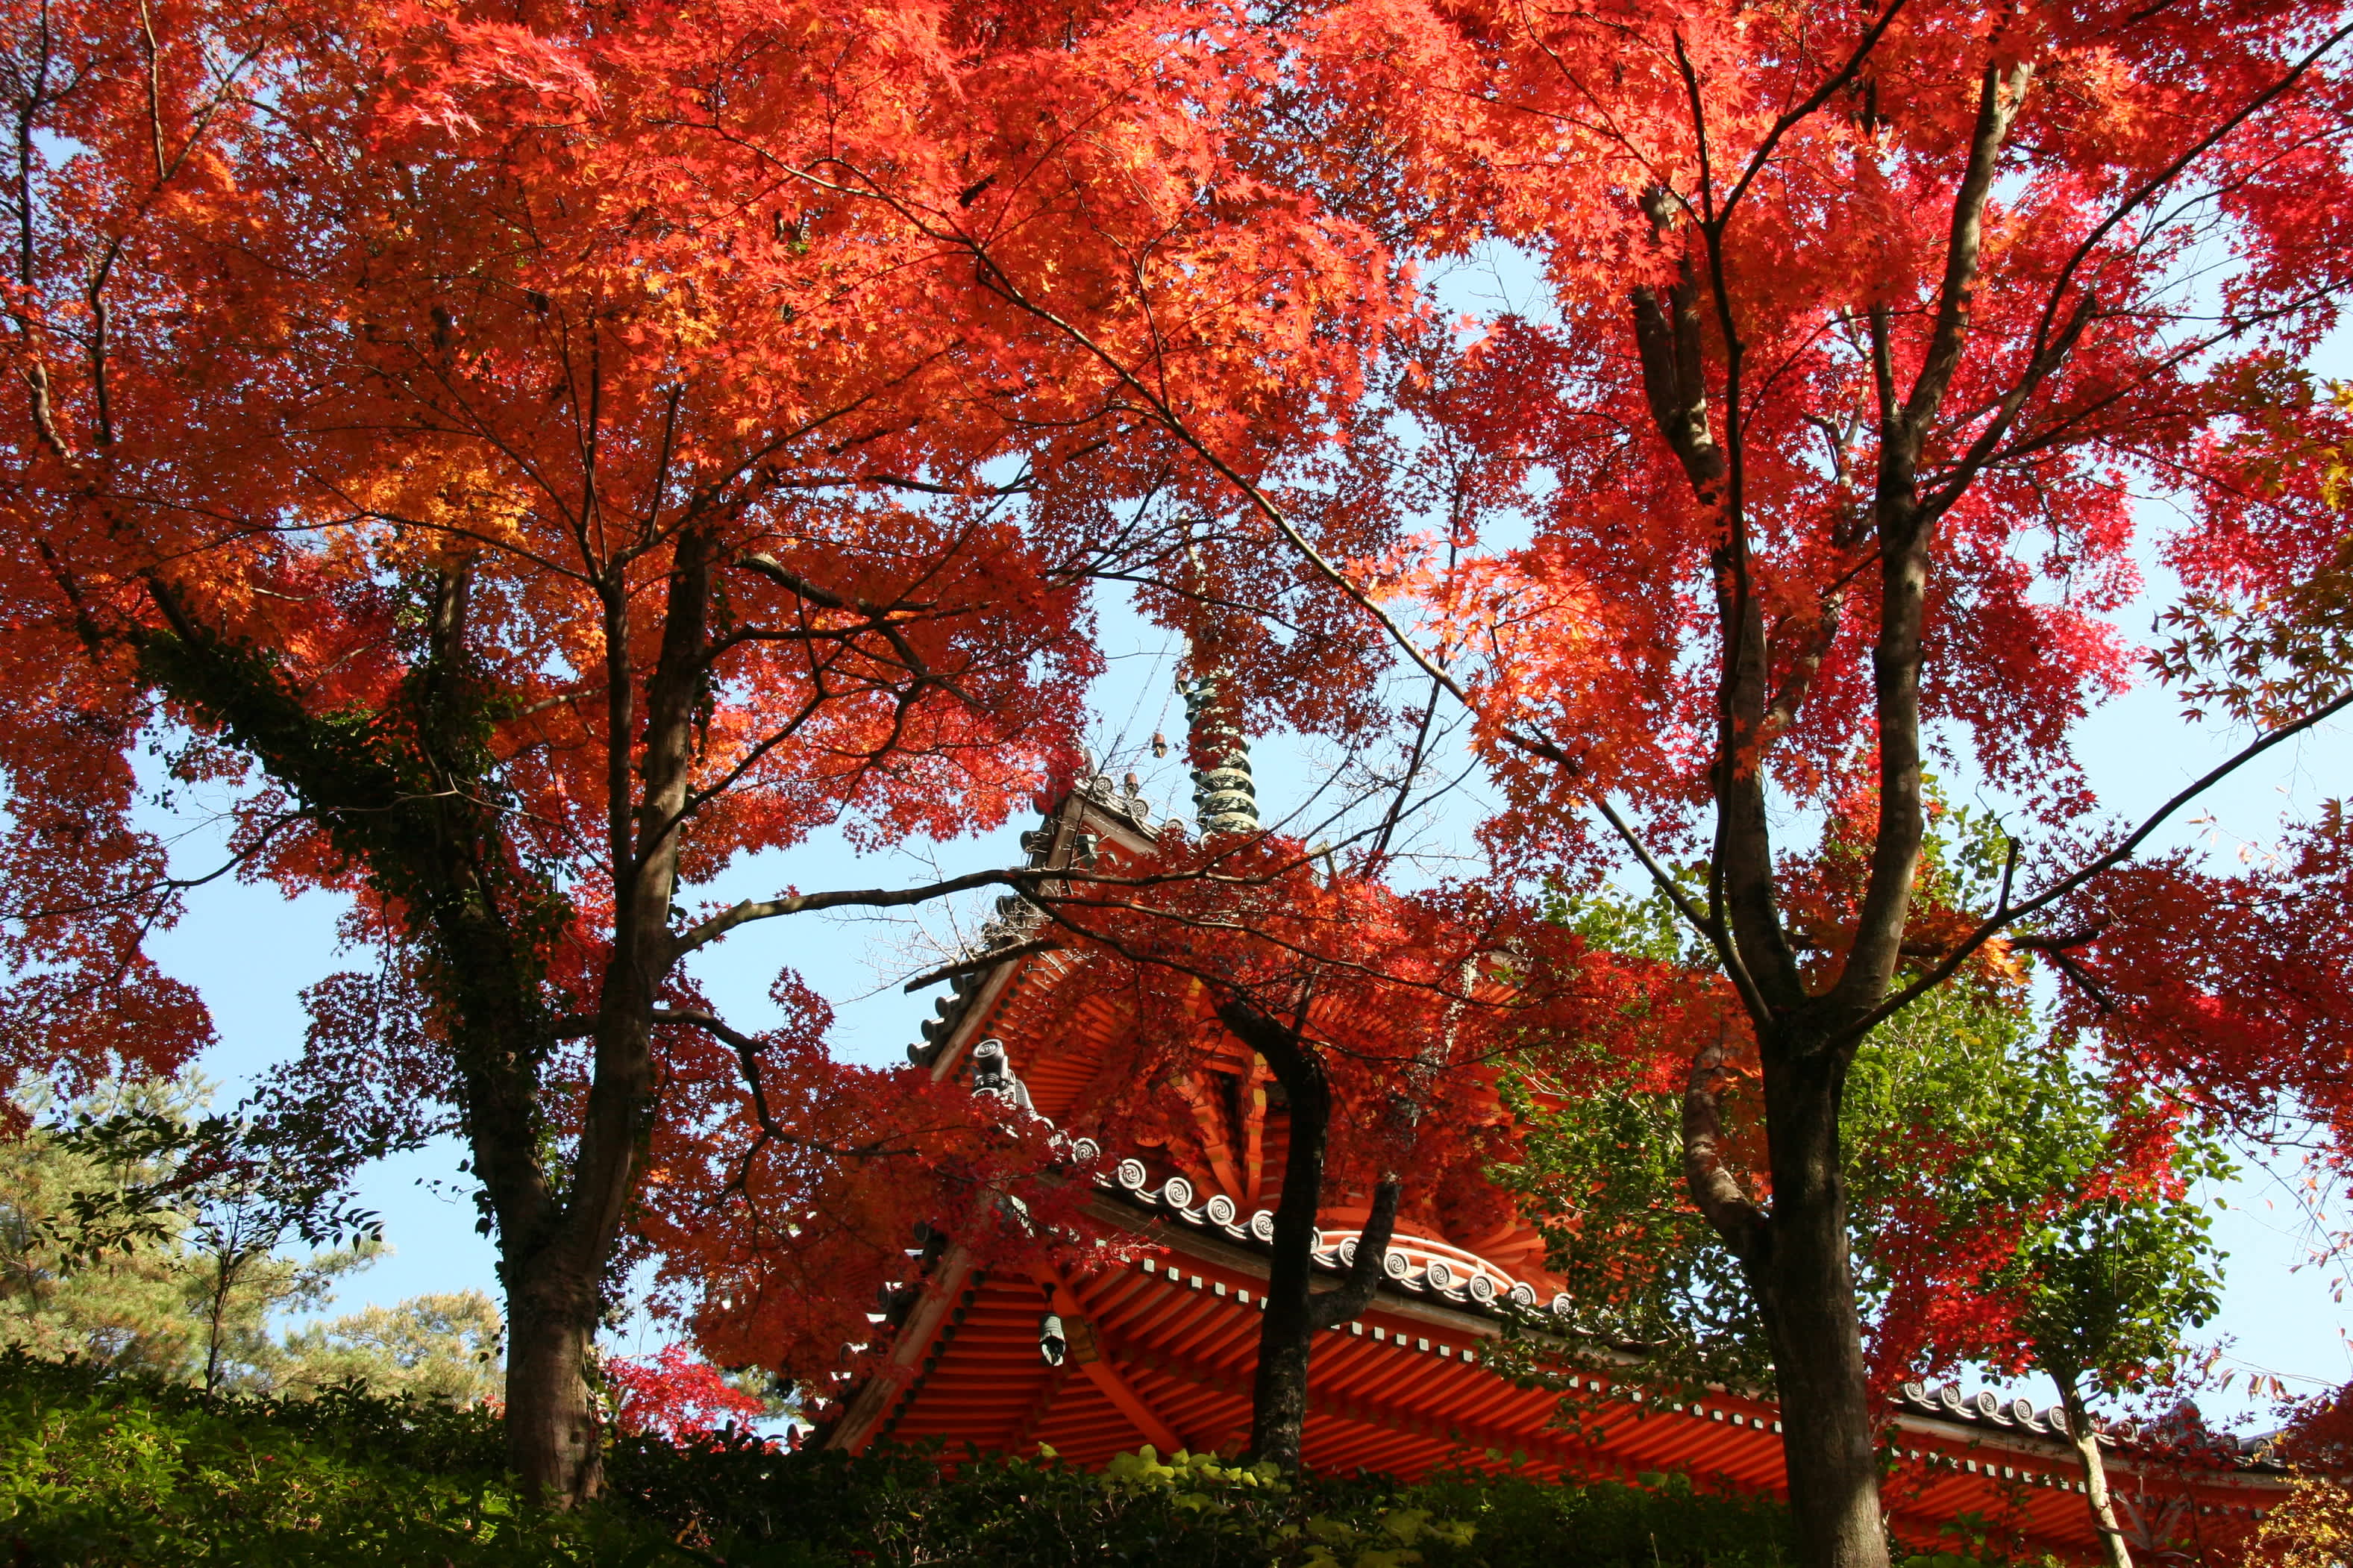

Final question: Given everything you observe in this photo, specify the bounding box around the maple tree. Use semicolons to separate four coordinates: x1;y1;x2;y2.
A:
0;0;1439;1506
2260;1473;2353;1568
0;0;1147;1502
872;2;2353;1563
1401;1;2353;1551
604;1343;769;1444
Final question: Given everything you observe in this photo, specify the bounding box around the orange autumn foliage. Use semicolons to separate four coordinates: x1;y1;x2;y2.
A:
0;0;1419;1497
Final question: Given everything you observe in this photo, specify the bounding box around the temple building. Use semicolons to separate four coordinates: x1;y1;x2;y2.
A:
810;729;2287;1563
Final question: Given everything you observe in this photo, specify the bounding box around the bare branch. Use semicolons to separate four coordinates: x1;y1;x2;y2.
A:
901;937;1059;994
671;866;1047;957
1857;683;2353;1038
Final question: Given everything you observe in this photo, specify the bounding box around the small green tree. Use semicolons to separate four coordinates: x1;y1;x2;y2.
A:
275;1291;504;1406
3;1078;500;1402
1999;1175;2227;1568
46;1101;383;1392
1506;875;2231;1568
0;1078;214;1374
1499;954;2054;1393
1505;833;2058;1399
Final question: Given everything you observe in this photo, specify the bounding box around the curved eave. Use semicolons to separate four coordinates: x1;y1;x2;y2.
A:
819;1232;2285;1565
1089;1153;1569;1330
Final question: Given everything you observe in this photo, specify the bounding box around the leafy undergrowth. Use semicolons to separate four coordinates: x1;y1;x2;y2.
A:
0;1352;2010;1567
0;1353;640;1567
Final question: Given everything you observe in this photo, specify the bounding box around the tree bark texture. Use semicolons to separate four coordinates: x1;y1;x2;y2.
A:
1684;1029;1885;1568
504;1283;603;1501
1218;997;1402;1471
1754;1035;1884;1568
2059;1383;2135;1568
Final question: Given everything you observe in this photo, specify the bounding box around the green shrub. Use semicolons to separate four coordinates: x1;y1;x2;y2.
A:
1;1350;2020;1567
1406;1467;1799;1567
615;1437;1801;1568
0;1352;665;1566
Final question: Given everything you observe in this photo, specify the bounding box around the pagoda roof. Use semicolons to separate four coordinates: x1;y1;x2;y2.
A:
807;783;2288;1564
904;770;1159;1079
817;1164;2284;1564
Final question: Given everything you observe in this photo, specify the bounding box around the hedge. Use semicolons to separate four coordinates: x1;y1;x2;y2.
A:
1;1352;2027;1567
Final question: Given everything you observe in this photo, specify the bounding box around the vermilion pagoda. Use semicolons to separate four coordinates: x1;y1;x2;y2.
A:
812;768;2288;1564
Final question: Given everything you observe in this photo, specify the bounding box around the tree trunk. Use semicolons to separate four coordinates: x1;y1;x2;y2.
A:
1749;1032;1890;1568
504;1274;604;1502
1247;1046;1329;1470
460;1048;606;1502
125;534;694;1511
1217;997;1403;1470
488;530;706;1502
1686;1025;1890;1568
2059;1382;2134;1568
201;1258;234;1394
1628;68;2037;1568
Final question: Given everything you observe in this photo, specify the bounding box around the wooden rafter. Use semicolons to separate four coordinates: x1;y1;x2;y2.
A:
1037;1267;1187;1453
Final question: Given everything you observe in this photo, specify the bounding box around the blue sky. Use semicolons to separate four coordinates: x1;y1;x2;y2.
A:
129;236;2353;1433
148;574;2353;1428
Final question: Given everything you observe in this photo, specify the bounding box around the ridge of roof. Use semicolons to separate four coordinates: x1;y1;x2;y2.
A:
905;778;1164;1071
1890;1381;2285;1470
1037;1138;2292;1478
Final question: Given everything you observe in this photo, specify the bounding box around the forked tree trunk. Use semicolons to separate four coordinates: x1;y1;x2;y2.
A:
140;610;622;1501
117;444;704;1511
2058;1382;2134;1568
1218;998;1401;1470
133;574;612;1499
490;533;706;1502
1248;1054;1332;1469
1637;64;2038;1568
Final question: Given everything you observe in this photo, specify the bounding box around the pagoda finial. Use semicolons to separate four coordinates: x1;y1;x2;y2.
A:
1178;667;1259;837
